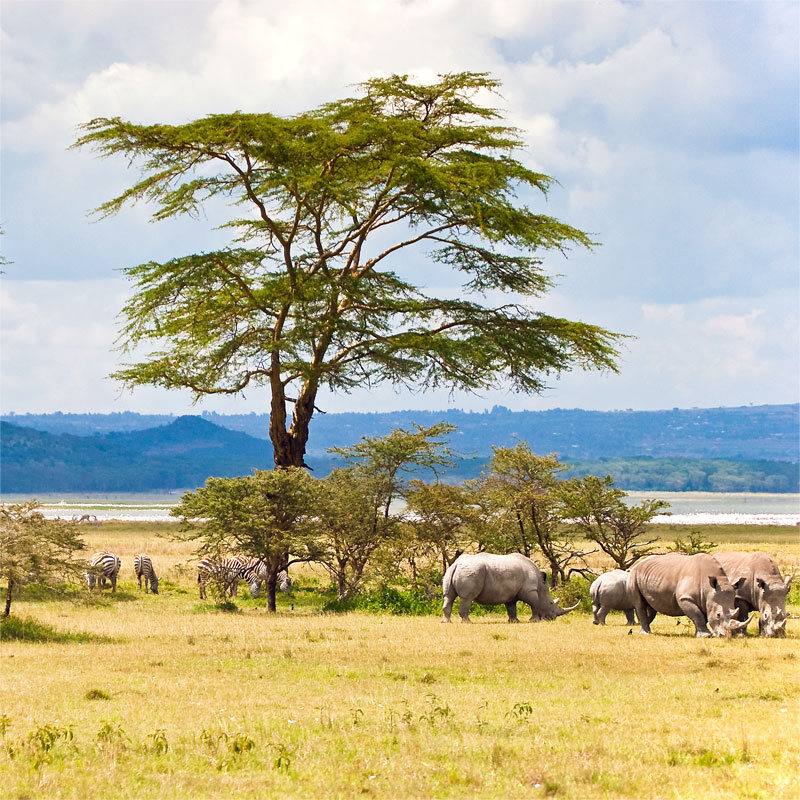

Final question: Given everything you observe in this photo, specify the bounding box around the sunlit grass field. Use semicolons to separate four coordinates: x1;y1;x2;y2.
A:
1;523;798;799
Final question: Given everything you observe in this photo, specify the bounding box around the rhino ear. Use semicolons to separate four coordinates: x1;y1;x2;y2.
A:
734;577;746;591
708;576;719;591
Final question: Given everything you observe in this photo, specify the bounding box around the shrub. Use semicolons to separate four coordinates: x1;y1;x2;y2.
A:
324;586;441;615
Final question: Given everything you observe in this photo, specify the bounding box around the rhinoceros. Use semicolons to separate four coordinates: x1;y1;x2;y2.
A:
442;553;579;623
714;552;792;637
590;569;636;625
627;553;751;637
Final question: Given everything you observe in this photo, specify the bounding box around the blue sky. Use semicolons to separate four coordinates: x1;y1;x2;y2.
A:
1;0;798;415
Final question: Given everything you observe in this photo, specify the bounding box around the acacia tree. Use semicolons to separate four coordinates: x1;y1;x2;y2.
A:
74;73;622;468
1;502;86;617
405;479;480;576
313;423;456;599
172;468;315;610
555;474;667;569
481;444;595;585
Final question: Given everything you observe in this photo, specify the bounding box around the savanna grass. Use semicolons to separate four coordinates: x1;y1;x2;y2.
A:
1;523;798;799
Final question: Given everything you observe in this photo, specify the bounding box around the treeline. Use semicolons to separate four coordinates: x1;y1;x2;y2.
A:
3;403;798;462
2;417;798;493
171;425;669;612
563;457;799;493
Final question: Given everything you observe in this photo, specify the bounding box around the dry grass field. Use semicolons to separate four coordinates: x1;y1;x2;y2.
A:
1;523;798;799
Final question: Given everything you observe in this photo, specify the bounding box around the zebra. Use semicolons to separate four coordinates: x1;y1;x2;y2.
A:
196;557;242;600
86;552;121;591
133;554;159;594
233;557;292;598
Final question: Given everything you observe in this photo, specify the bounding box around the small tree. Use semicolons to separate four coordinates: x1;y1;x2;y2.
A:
0;501;86;617
555;475;667;569
480;444;595;584
172;469;315;610
669;529;717;555
313;423;456;599
311;467;399;601
405;479;480;576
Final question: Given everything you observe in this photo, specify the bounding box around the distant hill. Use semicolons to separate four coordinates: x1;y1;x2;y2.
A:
0;417;273;492
3;404;798;461
1;409;798;493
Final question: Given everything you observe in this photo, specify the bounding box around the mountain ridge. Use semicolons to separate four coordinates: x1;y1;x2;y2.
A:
1;406;798;493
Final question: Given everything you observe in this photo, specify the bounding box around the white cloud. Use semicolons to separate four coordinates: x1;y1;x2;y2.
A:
0;0;796;414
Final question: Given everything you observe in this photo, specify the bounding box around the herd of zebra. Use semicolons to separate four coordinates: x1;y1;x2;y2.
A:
85;552;292;600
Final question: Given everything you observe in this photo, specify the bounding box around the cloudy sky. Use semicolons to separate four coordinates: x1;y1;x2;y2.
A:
1;0;798;416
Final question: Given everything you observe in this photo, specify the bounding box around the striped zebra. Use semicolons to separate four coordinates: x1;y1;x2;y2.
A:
86;552;121;592
134;554;159;594
196;557;242;600
232;557;292;598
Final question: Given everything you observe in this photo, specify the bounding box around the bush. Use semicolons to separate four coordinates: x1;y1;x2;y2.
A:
551;577;592;614
324;586;441;615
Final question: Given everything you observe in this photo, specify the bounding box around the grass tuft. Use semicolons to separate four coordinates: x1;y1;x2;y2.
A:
0;615;105;643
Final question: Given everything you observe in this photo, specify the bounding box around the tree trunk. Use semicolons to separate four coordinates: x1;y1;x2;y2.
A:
266;571;277;612
4;577;13;617
269;384;317;469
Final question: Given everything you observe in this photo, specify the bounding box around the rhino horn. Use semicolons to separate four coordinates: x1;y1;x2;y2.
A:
729;613;753;633
556;600;581;616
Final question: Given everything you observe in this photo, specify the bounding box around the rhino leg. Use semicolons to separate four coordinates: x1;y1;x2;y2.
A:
676;599;712;637
624;608;636;626
458;598;473;623
442;593;455;623
629;583;655;634
591;603;603;625
505;602;520;623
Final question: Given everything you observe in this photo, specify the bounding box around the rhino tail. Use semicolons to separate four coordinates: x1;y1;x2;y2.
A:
442;561;457;600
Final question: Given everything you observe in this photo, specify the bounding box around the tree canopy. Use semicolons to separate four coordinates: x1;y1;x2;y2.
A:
74;72;623;467
0;501;86;617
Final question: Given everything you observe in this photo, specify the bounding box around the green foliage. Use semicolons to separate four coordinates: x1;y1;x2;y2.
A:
323;585;441;615
551;577;593;613
25;723;74;767
405;479;481;572
173;467;316;610
0;501;86;617
478;444;595;584
314;423;457;600
556;474;666;569
565;456;799;493
74;72;622;469
669;530;717;555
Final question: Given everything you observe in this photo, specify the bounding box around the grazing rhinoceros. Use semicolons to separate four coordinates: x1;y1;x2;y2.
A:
713;552;792;638
441;553;579;623
590;569;636;626
627;553;751;638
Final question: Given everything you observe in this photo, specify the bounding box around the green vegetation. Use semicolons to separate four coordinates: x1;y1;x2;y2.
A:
0;501;86;617
1;520;797;799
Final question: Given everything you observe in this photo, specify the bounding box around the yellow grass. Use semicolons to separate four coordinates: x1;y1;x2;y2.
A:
1;523;798;799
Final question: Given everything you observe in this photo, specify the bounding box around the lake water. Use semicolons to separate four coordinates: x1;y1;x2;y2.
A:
2;491;799;525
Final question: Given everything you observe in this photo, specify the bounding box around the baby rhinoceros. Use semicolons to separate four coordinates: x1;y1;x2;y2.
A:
714;552;791;637
590;569;636;626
